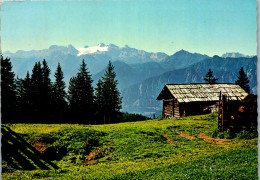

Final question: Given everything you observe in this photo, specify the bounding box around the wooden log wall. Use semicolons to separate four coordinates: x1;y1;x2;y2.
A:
162;98;181;118
218;94;257;132
163;99;174;118
174;99;180;118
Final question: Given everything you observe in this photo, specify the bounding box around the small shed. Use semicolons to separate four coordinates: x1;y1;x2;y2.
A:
156;83;248;118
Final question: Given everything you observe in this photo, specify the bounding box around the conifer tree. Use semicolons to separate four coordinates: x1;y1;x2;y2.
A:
41;59;53;120
95;79;104;124
30;60;53;122
99;61;122;124
17;71;33;122
1;56;17;123
42;59;52;94
235;67;250;93
30;62;43;120
53;63;68;121
204;68;218;84
68;60;94;123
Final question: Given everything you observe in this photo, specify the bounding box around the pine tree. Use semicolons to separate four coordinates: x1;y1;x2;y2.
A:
1;56;17;123
68;60;94;123
30;60;53;122
99;61;122;124
95;79;104;124
41;59;53;121
235;67;250;93
53;63;68;121
204;68;218;84
30;62;43;120
42;59;52;94
17;71;33;122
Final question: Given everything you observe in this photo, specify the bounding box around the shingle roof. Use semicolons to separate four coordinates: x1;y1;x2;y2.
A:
156;83;248;103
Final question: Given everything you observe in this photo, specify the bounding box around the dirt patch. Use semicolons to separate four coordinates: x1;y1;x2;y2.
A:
84;149;100;165
86;149;101;161
162;134;178;144
84;142;113;166
176;131;196;140
33;142;48;153
197;133;231;145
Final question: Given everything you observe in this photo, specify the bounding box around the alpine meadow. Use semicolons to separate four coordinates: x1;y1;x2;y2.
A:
1;1;258;179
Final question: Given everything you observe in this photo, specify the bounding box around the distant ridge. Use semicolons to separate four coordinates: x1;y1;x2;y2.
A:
221;52;253;58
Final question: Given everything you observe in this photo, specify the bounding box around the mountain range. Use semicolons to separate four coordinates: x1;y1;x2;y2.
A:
122;56;257;116
3;44;257;117
4;44;168;83
221;52;253;58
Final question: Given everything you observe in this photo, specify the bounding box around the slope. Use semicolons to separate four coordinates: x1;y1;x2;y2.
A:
2;114;257;179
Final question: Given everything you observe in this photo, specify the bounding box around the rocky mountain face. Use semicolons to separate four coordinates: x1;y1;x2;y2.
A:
122;56;257;116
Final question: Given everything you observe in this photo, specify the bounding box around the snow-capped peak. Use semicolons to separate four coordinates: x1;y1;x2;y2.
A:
221;52;252;58
76;44;108;56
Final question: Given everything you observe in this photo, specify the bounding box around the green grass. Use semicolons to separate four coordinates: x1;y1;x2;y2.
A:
2;113;258;179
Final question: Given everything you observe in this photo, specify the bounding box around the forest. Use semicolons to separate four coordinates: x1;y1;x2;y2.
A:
1;56;148;124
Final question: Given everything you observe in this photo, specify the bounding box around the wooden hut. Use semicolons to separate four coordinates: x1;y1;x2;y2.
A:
218;94;257;131
156;84;248;118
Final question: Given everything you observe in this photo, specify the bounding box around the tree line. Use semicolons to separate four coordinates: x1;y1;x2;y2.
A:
1;56;122;124
203;68;250;93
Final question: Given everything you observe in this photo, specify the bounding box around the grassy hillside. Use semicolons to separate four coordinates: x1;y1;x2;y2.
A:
2;114;258;179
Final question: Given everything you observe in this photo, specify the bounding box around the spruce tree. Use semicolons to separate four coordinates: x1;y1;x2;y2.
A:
1;56;17;123
68;60;94;123
53;63;68;121
100;61;122;124
17;71;33;122
204;68;218;84
30;60;53;122
41;59;53;121
95;79;104;124
30;62;43;120
235;67;250;93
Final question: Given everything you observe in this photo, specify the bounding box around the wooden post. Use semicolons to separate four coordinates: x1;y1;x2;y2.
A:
218;91;224;131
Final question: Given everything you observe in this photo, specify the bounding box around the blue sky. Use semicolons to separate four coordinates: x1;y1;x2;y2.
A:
1;0;257;56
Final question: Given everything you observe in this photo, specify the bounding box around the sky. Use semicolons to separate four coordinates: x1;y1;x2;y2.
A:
1;0;257;56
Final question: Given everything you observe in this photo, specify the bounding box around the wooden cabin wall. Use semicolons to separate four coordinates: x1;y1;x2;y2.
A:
173;99;180;118
162;99;181;118
163;99;174;118
218;95;257;132
162;99;218;118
